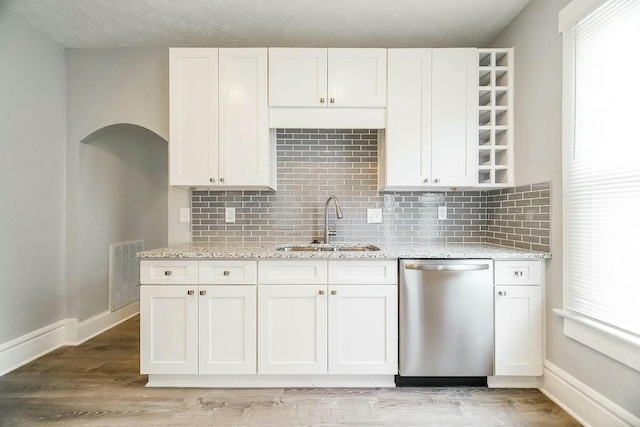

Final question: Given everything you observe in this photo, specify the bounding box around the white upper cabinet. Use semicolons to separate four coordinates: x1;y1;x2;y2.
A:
381;48;477;190
268;48;387;128
327;49;387;107
169;48;218;187
268;48;327;107
169;48;275;189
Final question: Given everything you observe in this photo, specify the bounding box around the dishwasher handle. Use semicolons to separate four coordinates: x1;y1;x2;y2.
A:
404;263;490;272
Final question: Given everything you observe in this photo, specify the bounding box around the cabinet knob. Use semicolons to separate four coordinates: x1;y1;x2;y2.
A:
187;290;195;295
498;291;507;296
164;271;172;276
330;290;337;295
514;271;523;276
223;270;230;276
200;290;206;296
210;178;216;183
434;178;441;183
330;98;335;104
220;178;225;183
423;179;429;183
320;97;325;103
319;290;325;295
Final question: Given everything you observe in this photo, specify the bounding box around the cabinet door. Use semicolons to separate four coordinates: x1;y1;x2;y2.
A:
169;48;218;186
268;48;327;107
258;285;327;374
199;285;257;374
328;48;387;107
218;48;269;186
386;49;432;187
140;285;198;374
328;285;398;374
495;285;543;376
431;48;477;187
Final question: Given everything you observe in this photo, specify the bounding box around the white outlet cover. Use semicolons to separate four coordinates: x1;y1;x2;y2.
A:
438;206;447;220
367;208;383;224
225;207;236;223
179;208;190;223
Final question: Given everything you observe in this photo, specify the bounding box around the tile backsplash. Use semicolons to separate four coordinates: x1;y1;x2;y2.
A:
192;129;551;252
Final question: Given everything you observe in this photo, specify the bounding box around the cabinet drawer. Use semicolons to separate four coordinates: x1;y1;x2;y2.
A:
140;260;199;285
494;261;542;285
258;260;328;284
328;260;397;284
199;261;257;284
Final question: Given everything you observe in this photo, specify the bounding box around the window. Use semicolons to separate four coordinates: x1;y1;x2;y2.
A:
560;0;640;370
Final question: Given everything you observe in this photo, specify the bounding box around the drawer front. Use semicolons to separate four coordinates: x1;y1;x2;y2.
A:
258;260;328;284
199;261;257;284
328;260;398;285
140;260;199;284
494;260;542;285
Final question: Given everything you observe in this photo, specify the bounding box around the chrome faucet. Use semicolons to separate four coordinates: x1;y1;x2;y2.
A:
324;195;344;244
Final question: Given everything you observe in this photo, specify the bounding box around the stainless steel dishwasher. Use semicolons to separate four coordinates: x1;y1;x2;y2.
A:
398;259;494;386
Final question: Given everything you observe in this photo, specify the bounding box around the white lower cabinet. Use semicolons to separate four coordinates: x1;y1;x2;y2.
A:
493;260;544;379
140;284;257;375
328;285;398;374
258;283;398;375
257;285;328;374
140;285;199;374
494;285;542;376
199;285;257;374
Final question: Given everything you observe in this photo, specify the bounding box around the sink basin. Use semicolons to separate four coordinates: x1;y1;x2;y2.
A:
276;244;381;252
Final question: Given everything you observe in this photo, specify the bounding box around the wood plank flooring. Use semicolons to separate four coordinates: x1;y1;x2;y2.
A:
0;316;580;426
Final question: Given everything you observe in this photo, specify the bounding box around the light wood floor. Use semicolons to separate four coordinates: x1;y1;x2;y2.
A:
0;316;580;426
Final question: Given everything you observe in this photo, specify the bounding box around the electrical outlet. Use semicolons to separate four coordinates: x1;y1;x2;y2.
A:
179;208;190;223
367;208;383;224
438;206;447;220
225;207;235;223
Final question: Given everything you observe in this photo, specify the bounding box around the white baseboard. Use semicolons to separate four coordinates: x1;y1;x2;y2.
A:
147;374;396;388
0;302;139;377
540;360;639;427
487;375;540;388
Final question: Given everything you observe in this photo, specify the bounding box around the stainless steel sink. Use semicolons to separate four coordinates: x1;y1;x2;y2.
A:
276;244;381;252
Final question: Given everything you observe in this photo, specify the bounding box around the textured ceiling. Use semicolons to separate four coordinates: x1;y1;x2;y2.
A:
2;0;530;48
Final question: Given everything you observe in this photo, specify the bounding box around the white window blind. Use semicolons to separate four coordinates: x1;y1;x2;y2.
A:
564;0;640;336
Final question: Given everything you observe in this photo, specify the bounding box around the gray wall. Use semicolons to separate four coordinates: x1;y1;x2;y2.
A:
490;0;640;415
65;48;190;321
78;124;168;321
0;10;67;343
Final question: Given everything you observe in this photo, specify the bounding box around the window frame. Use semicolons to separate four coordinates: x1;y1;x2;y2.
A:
558;0;640;372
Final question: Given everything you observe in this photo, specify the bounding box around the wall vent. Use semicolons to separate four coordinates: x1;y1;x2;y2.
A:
109;240;144;312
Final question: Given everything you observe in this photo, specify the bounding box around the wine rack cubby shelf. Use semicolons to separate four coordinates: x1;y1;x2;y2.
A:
477;48;514;187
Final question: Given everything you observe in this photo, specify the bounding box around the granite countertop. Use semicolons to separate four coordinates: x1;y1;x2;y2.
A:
137;242;551;260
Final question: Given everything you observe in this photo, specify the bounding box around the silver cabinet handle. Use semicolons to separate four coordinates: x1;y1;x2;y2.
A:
223;270;230;276
330;97;335;104
498;291;507;296
405;263;490;271
434;178;441;183
200;290;206;296
164;271;172;276
319;290;325;295
187;290;194;295
320;97;325;103
423;179;429;183
220;178;225;183
514;271;523;276
330;290;337;295
210;178;216;183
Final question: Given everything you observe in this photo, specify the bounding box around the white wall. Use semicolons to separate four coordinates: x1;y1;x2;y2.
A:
490;0;640;416
0;10;67;343
78;124;168;321
65;48;191;320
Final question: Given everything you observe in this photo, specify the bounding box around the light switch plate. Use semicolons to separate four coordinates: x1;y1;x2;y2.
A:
179;208;190;223
367;208;383;224
438;206;447;220
225;207;236;223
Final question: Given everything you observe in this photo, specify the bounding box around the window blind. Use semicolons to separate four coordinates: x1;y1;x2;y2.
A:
565;0;640;336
